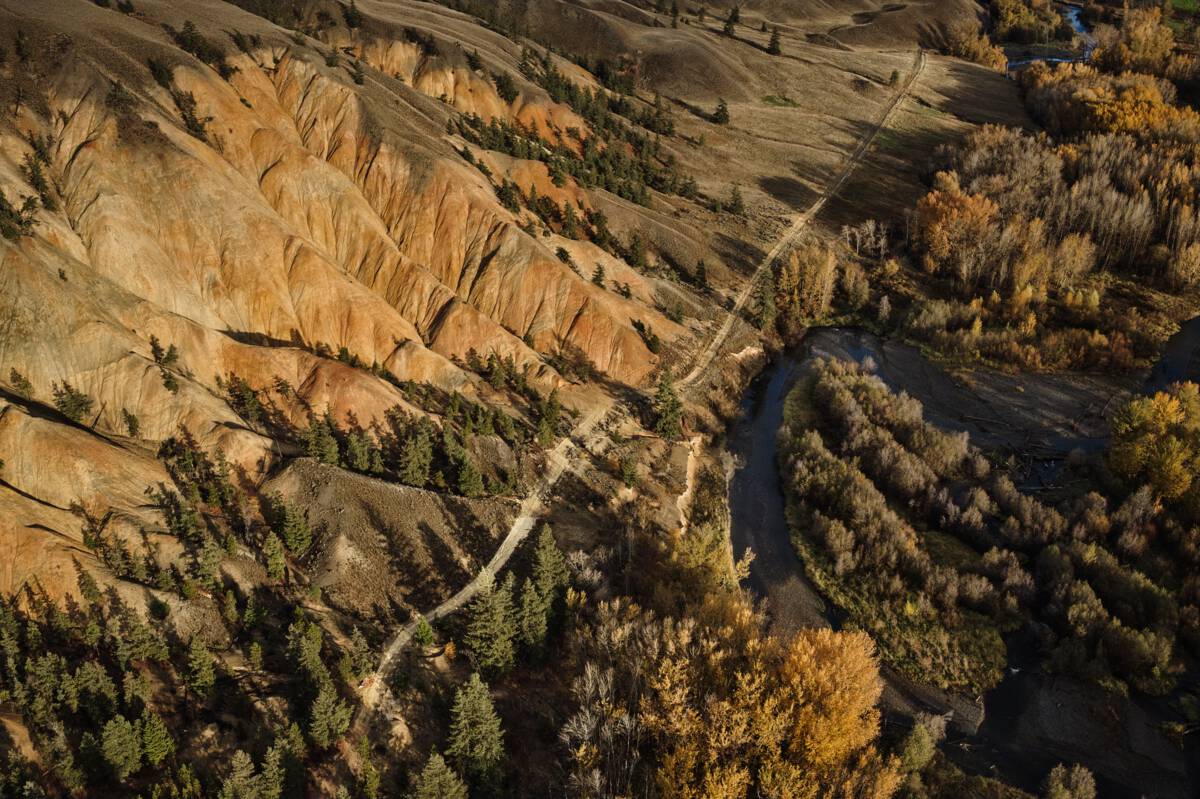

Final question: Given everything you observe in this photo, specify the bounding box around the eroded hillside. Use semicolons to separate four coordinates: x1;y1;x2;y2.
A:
0;0;1029;796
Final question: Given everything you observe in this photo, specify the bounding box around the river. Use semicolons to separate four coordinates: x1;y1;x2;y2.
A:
725;323;1200;798
1005;2;1096;71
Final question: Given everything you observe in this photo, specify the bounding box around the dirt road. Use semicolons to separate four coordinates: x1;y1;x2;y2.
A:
680;48;926;389
357;47;928;730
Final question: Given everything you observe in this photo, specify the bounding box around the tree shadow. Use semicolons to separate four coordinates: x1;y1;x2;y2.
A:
757;175;819;211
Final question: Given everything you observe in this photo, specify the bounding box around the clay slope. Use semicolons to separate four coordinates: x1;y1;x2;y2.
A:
0;0;693;593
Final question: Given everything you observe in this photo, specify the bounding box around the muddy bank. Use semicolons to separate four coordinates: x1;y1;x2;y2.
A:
724;326;1199;798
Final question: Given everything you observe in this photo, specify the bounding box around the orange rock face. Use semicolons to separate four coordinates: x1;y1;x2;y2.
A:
0;0;692;601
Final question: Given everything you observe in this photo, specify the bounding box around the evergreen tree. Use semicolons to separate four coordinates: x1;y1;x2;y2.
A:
653;370;684;440
592;263;606;287
414;615;436;649
264;532;286;581
347;627;374;680
464;574;516;675
258;744;285;799
620;455;639;487
729;184;745;215
411;752;468;799
52;381;94;423
695;260;708;289
627;232;647;268
185;638;215;698
101;714;142;781
536;415;555;448
308;684;351;749
356;737;380;799
122;408;141;437
345;430;372;472
277;502;311;555
304;416;340;465
458;457;485;498
446;673;504;784
723;12;736;35
222;589;239;625
140;710;175;767
218;750;256;799
248;641;264;671
517;579;547;652
532;525;569;605
8;367;33;399
712;98;730;124
400;421;433;487
767;26;782;55
563;203;579;238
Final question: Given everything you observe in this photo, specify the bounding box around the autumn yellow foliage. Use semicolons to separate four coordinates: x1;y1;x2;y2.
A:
1110;382;1200;501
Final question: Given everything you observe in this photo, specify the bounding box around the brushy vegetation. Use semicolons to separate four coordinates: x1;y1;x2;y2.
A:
858;11;1200;372
781;358;1200;696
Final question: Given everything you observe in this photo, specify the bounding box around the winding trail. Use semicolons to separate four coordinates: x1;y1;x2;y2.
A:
357;402;614;719
357;46;927;730
680;48;926;388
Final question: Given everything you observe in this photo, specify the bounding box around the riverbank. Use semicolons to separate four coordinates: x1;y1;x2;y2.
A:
1004;1;1095;70
723;325;1200;798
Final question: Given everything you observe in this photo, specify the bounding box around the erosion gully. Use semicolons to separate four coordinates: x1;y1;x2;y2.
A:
725;318;1200;798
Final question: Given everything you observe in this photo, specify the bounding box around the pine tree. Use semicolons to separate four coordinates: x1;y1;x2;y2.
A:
627;232;647;268
464;574;516;675
345;430;372;472
140;710;174;767
222;589;239;625
218;750;256;799
653;370;684;440
563;203;579;238
411;752;468;799
277;503;311;554
348;627;373;679
767;26;782;55
101;714;142;781
458;457;485;498
446;673;504;783
248;641;264;671
305;417;340;465
729;184;745;216
308;684;351;749
122;408;141;437
517;579;547;652
532;525;569;605
356;737;380;799
185;638;215;698
52;381;94;423
620;455;638;487
258;744;285;799
712;98;730;124
8;368;33;399
414;615;436;649
723;14;736;35
592;263;606;287
264;532;286;581
400;422;433;487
